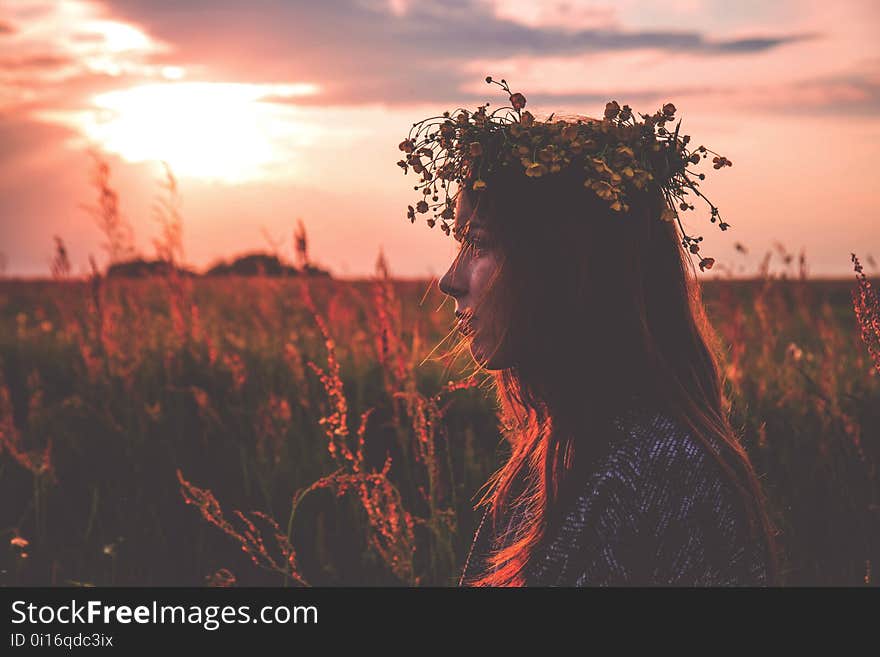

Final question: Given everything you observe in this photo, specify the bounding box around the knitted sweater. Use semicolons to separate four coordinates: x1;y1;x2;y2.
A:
458;407;771;586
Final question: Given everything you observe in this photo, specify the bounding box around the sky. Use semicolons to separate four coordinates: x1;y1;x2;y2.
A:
0;0;878;279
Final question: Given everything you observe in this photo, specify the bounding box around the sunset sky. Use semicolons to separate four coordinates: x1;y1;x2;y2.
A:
1;0;878;279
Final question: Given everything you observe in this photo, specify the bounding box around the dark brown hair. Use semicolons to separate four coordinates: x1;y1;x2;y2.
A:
450;153;782;586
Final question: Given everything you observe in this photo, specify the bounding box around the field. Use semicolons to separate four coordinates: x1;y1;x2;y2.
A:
1;262;878;586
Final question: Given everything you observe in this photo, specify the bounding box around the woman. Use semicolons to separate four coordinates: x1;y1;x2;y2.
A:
398;78;782;586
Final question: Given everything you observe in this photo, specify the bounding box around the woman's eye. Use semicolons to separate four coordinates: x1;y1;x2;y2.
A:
464;236;489;254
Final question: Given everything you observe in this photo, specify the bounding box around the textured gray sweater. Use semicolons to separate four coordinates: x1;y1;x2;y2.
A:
459;406;770;586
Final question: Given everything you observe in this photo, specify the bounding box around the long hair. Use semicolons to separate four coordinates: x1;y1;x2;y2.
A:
452;132;783;586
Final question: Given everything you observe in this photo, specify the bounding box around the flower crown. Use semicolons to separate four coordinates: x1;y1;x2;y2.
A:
396;76;733;272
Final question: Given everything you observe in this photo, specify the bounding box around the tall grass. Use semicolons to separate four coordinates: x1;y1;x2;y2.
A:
0;162;877;586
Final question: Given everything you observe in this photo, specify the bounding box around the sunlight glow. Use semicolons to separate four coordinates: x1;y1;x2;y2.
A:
42;82;323;183
78;19;152;53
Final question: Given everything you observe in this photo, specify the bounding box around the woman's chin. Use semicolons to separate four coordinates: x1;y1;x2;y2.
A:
469;338;510;370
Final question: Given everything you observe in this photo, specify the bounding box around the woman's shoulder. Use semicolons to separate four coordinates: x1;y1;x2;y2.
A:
598;405;729;502
535;405;770;585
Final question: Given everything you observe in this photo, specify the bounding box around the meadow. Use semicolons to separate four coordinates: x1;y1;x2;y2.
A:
1;255;878;586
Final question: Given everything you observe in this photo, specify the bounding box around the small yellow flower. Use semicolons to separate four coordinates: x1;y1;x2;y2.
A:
561;124;579;142
615;145;635;159
590;157;613;177
592;180;616;200
525;162;547;177
472;179;487;191
538;146;555;162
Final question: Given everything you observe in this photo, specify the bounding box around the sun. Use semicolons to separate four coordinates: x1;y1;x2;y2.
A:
58;81;321;183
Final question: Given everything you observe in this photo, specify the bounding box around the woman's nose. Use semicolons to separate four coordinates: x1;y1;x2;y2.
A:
439;261;466;299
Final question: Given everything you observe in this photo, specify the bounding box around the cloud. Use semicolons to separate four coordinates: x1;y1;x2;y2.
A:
0;54;74;71
713;32;821;52
97;0;813;107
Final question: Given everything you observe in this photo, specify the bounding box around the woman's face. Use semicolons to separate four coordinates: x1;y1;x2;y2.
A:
438;192;513;370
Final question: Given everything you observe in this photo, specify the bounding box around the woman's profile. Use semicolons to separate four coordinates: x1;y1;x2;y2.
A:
397;77;782;586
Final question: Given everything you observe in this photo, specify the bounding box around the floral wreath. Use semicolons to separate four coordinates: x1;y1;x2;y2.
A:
396;76;734;272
